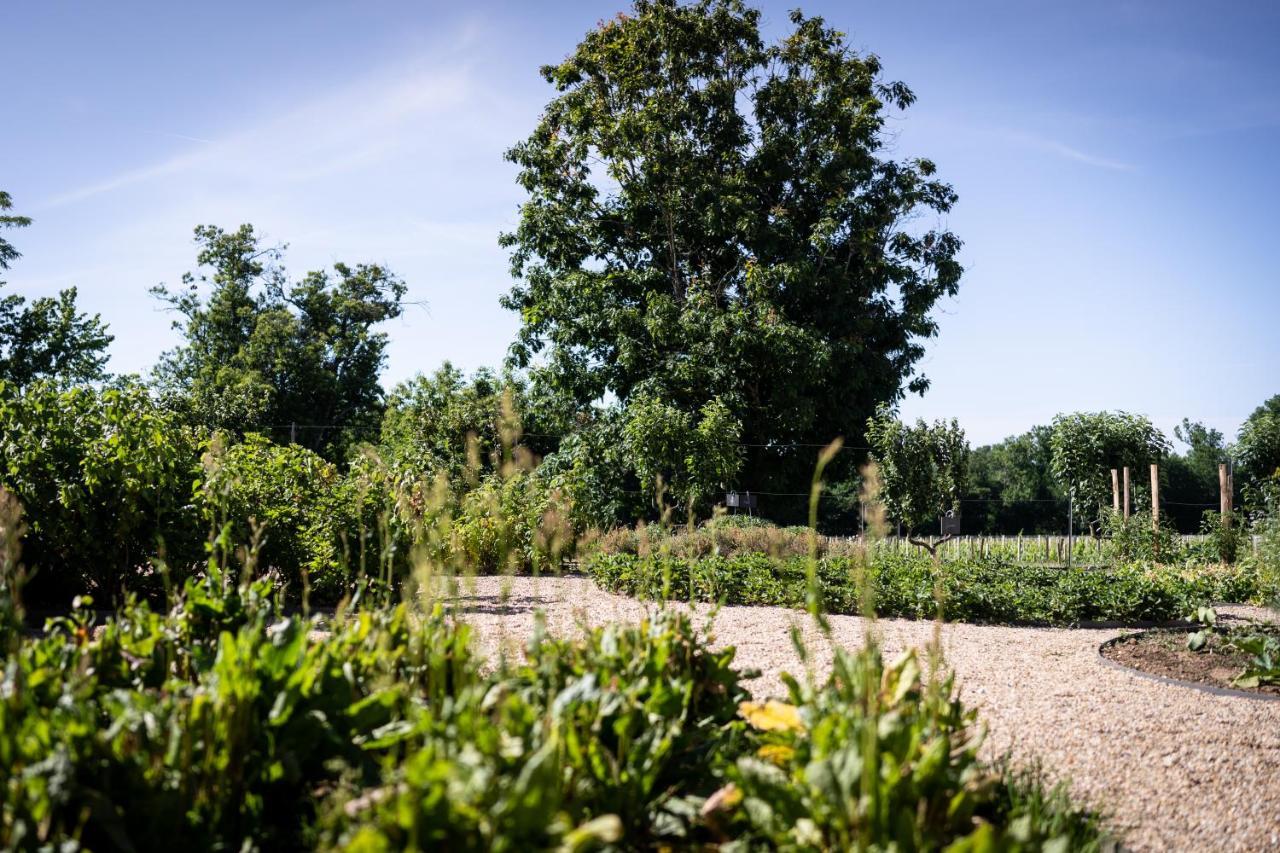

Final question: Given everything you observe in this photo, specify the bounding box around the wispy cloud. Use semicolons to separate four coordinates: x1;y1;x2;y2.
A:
999;128;1134;171
44;60;480;208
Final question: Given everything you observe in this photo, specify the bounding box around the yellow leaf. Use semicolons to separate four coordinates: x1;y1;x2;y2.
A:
757;743;795;765
739;699;805;732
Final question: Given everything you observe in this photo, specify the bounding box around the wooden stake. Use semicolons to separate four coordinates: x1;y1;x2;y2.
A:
1150;464;1160;532
1111;468;1120;515
1219;463;1231;527
1122;467;1131;520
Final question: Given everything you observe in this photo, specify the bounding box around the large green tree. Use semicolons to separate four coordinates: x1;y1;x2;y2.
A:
152;224;406;459
501;0;962;499
0;191;112;387
1163;418;1228;530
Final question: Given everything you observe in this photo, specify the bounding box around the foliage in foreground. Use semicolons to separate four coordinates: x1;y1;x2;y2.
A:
586;551;1267;625
0;568;1104;850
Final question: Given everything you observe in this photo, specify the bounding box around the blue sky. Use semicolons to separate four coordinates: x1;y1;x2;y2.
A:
4;0;1278;445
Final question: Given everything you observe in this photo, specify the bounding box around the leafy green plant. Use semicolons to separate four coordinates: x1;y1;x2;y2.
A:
0;379;203;599
200;433;351;597
1101;509;1183;564
445;470;571;574
710;641;1105;850
1186;605;1217;651
1228;632;1280;688
865;410;969;557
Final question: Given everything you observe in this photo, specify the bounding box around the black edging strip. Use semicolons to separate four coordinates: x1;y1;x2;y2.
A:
1097;630;1280;703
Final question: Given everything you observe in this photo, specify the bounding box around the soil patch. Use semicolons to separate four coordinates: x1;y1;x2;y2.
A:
1101;627;1280;697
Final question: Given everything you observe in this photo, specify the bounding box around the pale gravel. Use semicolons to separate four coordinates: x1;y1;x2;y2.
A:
442;574;1280;853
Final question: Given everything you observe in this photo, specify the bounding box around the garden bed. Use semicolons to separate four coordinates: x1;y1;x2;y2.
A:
585;551;1266;626
1101;626;1280;698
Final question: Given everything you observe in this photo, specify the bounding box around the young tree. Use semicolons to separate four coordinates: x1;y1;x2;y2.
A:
623;394;742;517
866;410;969;556
152;224;406;460
501;0;962;500
381;363;531;487
1048;411;1169;530
0;191;112;387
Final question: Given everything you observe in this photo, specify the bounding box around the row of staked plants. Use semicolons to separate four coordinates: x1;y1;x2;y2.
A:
582;507;1278;626
0;483;1110;851
588;513;1264;567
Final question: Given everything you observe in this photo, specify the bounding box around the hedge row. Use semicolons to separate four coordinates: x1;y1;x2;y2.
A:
585;552;1268;625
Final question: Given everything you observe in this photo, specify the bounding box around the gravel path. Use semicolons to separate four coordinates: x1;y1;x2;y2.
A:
442;575;1280;852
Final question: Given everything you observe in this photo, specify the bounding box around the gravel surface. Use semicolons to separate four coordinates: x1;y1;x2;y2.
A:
441;574;1280;852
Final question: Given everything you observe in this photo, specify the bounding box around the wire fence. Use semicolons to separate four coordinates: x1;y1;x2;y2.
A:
844;533;1265;564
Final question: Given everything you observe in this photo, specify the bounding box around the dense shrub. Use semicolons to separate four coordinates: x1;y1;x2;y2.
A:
200;435;410;600
1252;512;1280;606
0;380;202;599
0;578;471;850
587;552;1264;625
444;470;571;574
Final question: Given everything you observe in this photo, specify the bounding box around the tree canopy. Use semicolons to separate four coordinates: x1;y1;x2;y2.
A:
381;363;529;486
1233;394;1280;509
0;191;112;387
152;224;406;459
1049;411;1169;526
622;393;742;514
501;0;962;498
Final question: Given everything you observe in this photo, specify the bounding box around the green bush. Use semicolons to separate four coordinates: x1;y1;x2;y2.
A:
328;610;749;849
587;551;1264;625
0;579;470;850
200;435;408;600
0;380;202;599
1102;510;1183;564
442;470;571;574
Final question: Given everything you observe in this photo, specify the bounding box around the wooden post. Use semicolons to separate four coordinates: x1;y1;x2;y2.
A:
1111;469;1120;515
1150;464;1160;532
1219;463;1232;527
1122;467;1131;520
